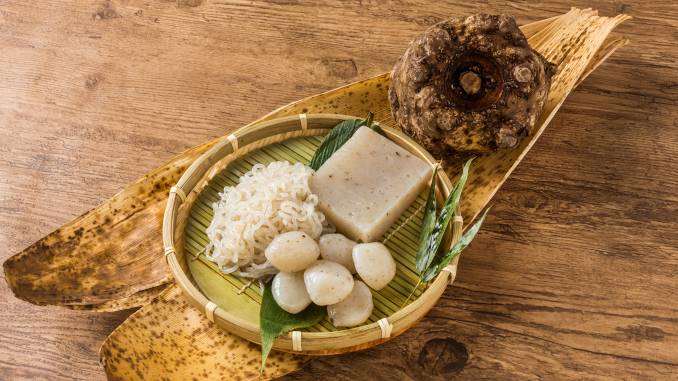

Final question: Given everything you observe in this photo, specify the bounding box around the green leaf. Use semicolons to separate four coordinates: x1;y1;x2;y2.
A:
417;158;474;276
363;111;374;129
415;166;439;273
309;118;365;170
364;111;385;135
422;207;491;282
260;281;325;371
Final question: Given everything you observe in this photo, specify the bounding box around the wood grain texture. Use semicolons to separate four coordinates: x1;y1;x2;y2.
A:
0;0;675;380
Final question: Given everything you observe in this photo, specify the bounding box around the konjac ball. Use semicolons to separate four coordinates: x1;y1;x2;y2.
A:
265;231;319;272
352;242;396;290
272;271;312;314
328;280;373;327
303;260;354;306
318;234;357;273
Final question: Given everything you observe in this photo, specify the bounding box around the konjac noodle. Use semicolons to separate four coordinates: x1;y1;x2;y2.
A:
205;161;325;279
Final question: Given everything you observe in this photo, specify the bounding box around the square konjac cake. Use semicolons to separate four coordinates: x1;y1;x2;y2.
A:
310;126;432;242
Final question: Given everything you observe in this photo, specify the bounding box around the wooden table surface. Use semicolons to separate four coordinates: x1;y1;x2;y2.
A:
1;1;676;380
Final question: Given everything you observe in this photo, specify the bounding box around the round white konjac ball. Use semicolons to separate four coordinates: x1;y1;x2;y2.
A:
318;234;357;273
265;231;319;272
303;260;354;306
352;242;396;290
328;280;373;327
272;271;312;314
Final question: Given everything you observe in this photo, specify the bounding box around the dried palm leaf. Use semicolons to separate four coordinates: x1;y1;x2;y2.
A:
99;9;629;380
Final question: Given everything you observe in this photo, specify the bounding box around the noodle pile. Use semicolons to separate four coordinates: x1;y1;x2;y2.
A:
205;161;325;279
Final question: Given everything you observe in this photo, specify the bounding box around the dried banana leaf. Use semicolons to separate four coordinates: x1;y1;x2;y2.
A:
100;9;629;381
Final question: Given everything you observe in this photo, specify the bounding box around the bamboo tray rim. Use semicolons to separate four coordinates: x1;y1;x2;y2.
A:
163;113;460;354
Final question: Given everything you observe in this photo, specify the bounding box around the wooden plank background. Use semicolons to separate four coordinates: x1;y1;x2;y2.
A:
1;0;676;379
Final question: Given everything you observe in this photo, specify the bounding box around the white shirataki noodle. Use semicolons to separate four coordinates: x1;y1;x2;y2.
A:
205;161;326;279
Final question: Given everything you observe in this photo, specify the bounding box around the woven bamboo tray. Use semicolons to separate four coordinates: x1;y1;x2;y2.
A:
163;113;460;355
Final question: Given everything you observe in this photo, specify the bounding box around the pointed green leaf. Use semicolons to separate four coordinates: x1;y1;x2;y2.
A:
363;111;374;129
423;207;491;282
260;281;325;370
309;119;363;170
309;118;364;170
417;158;474;275
415;166;439;273
364;111;385;135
